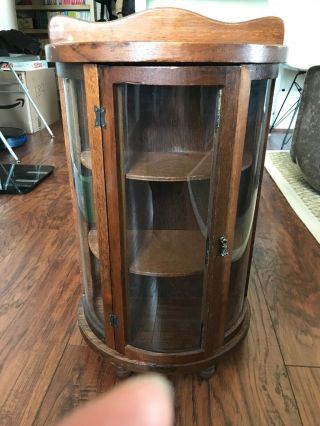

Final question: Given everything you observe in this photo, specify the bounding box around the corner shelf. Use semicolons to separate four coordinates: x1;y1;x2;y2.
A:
129;230;205;277
80;151;92;170
88;229;99;258
88;229;206;277
126;151;213;182
81;150;252;179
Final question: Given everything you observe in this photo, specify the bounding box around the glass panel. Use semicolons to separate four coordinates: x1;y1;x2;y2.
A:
226;79;271;329
63;76;104;338
116;84;221;352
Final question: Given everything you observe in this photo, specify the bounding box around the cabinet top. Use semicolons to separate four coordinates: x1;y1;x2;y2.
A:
45;8;287;64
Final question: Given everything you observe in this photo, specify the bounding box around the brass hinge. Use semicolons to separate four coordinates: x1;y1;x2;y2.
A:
94;106;106;128
109;313;118;328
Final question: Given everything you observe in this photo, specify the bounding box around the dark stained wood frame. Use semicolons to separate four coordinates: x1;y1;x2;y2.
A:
57;65;115;346
48;9;284;45
83;64;115;348
46;42;286;65
49;7;287;375
204;66;251;353
46;8;286;64
99;65;253;365
57;76;104;337
243;80;276;299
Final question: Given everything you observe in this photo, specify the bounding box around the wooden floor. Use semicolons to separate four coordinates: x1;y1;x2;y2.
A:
0;123;319;425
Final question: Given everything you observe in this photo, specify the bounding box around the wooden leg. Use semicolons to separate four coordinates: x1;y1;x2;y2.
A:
116;365;132;379
198;364;216;379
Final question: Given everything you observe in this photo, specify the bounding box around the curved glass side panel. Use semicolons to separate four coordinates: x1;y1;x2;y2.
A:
226;79;271;330
62;76;104;337
116;84;221;352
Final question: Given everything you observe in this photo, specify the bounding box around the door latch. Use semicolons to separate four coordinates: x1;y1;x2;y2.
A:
94;106;106;128
219;236;229;257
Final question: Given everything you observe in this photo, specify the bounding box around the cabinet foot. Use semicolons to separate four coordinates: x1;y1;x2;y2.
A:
199;365;216;379
116;366;132;378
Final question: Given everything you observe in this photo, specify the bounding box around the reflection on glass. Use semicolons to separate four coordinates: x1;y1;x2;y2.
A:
116;84;221;352
63;77;104;337
226;79;271;329
0;164;53;194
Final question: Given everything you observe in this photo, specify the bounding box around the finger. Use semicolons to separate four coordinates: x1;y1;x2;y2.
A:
58;373;174;426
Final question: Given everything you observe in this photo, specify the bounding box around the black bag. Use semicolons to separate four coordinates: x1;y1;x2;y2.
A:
0;30;41;55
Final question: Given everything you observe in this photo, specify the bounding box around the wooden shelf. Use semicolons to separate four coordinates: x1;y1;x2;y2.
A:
88;229;206;277
126;151;253;182
88;229;99;258
80;151;252;178
126;152;213;182
80;151;92;170
129;230;205;277
16;5;90;10
89;222;252;270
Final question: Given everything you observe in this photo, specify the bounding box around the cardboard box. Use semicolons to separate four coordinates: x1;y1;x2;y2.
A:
0;68;60;134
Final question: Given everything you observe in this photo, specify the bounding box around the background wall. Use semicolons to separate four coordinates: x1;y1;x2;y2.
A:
136;0;320;129
141;0;269;21
138;0;320;67
1;0;18;31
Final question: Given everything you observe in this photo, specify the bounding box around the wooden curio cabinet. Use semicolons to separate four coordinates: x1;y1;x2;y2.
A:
46;9;287;377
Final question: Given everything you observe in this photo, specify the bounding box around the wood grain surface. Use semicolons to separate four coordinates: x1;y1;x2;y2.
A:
126;151;253;182
254;172;320;366
126;151;213;182
46;9;287;63
288;367;320;426
46;41;287;65
48;8;284;45
129;230;205;277
0;124;318;425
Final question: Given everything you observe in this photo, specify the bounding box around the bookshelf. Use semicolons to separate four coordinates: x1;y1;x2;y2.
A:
16;5;92;11
15;1;95;44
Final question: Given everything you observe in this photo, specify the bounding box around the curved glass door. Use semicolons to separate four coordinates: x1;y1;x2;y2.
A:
226;79;272;329
61;72;104;339
115;84;221;352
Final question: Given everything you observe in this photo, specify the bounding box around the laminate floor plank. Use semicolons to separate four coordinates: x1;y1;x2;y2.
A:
0;182;73;232
174;264;301;426
68;322;87;347
0;230;80;345
0;348;67;426
288;366;320;426
0;125;82;425
0;234;81;425
0;125;316;425
253;172;320;366
33;345;117;426
33;265;301;426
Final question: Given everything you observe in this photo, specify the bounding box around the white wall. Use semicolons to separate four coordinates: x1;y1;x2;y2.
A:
139;0;320;67
1;0;18;30
139;0;270;21
138;0;320;129
269;0;320;68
